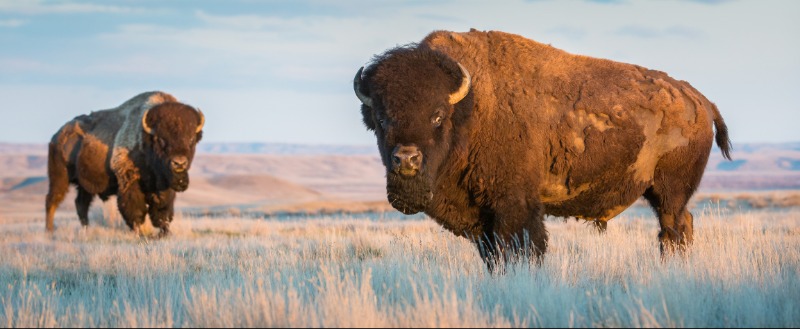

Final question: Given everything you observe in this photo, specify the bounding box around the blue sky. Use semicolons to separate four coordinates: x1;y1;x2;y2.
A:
0;0;798;145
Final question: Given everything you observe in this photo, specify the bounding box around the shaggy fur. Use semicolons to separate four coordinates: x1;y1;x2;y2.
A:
45;91;204;235
355;29;732;271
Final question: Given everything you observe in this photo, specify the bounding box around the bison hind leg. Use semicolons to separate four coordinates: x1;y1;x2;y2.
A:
46;143;70;232
643;187;695;257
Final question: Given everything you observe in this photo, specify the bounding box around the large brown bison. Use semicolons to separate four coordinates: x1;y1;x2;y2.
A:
45;91;205;236
354;29;732;271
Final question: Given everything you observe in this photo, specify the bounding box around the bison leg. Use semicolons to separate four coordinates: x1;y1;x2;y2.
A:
477;198;548;272
147;190;175;236
75;186;94;227
643;188;694;256
117;183;147;233
644;138;708;257
45;143;70;232
593;219;608;234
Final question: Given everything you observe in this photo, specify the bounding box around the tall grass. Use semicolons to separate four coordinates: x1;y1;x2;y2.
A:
0;205;798;327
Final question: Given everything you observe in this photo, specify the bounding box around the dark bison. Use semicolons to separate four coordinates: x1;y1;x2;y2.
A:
353;29;731;270
45;91;205;236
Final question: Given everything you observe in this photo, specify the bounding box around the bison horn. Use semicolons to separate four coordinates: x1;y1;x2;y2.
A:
353;67;374;108
196;109;205;133
449;62;471;105
142;109;153;135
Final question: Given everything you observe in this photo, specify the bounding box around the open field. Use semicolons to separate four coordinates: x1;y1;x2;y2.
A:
1;142;799;327
1;204;798;327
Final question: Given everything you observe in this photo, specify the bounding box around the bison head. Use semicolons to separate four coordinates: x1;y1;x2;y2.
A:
142;103;204;192
354;47;471;214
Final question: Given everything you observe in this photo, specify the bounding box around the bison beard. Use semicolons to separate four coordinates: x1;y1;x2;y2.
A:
148;158;190;192
170;171;189;192
386;172;432;215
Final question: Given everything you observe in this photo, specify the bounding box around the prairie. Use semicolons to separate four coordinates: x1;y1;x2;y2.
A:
1;203;798;327
1;142;799;327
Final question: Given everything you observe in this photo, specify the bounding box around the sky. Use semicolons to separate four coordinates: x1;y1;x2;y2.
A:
0;0;798;146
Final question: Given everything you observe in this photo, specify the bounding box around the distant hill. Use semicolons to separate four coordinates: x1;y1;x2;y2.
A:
3;141;799;173
0;142;376;156
1;141;798;219
197;143;377;155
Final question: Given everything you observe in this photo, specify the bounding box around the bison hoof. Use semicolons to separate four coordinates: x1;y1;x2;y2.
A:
156;229;171;239
593;220;608;234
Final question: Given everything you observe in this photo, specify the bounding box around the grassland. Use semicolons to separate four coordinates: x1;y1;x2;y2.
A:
1;203;798;327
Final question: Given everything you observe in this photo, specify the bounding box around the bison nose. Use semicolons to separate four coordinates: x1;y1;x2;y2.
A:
392;145;422;176
171;156;189;172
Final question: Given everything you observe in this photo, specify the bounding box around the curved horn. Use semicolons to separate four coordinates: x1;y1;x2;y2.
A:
353;67;373;108
448;62;471;104
196;109;205;133
142;109;153;135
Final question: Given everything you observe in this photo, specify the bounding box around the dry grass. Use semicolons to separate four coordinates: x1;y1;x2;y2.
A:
0;204;798;327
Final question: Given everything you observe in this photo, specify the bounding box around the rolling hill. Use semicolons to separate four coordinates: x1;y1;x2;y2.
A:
1;142;798;220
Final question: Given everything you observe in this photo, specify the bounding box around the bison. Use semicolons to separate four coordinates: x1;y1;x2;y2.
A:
45;91;205;236
353;29;732;271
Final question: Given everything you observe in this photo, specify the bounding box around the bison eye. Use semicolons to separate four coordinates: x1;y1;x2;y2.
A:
377;118;387;129
157;137;167;149
432;115;443;127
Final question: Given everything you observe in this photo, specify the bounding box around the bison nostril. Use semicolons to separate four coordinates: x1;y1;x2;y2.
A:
171;157;189;171
392;145;423;174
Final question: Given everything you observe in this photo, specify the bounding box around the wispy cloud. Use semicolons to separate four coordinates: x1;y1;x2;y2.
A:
546;26;588;40
615;25;705;39
0;19;26;27
585;0;626;4
194;10;290;30
0;58;52;74
682;0;735;4
0;1;145;15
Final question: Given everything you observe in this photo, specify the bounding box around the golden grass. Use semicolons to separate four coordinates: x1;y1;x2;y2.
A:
0;205;798;327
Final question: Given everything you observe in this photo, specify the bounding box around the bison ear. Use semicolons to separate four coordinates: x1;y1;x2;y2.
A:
448;62;471;105
354;67;374;108
195;109;205;133
142;109;154;135
361;105;376;131
355;67;376;131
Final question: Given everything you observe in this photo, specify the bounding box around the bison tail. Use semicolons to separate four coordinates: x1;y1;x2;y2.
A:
710;102;732;160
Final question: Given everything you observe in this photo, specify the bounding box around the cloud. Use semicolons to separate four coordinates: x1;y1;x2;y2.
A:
194;10;291;30
0;57;57;73
0;1;145;15
0;19;25;27
615;25;705;39
546;26;588;40
584;0;626;4
682;0;735;4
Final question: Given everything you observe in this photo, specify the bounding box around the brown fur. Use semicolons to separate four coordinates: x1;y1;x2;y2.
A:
355;29;732;271
45;91;204;235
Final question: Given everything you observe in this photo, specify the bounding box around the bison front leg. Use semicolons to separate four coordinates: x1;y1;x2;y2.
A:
478;196;548;273
117;181;147;234
75;186;94;227
147;190;175;237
